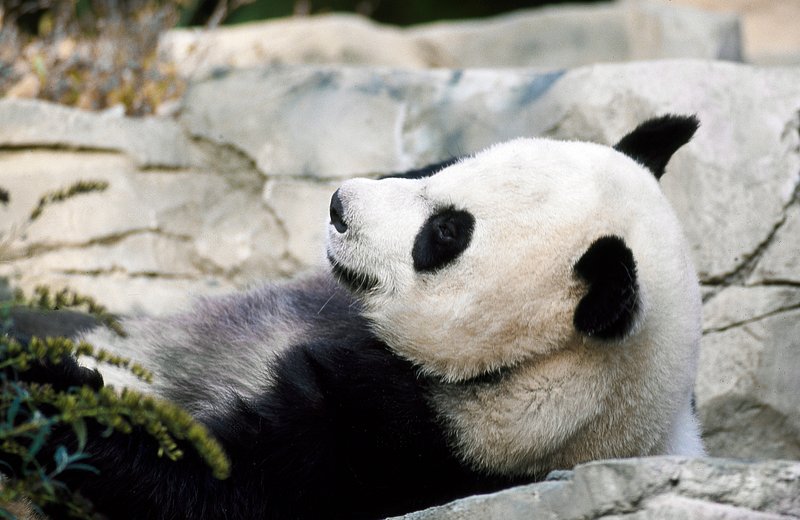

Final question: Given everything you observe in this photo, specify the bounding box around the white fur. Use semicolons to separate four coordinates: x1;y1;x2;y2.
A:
327;137;704;475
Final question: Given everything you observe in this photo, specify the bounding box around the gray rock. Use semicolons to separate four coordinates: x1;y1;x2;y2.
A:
0;99;196;169
697;309;800;460
180;66;566;178
410;0;740;68
160;1;740;77
703;285;800;333
159;14;427;78
750;203;800;284
181;67;410;178
262;178;338;267
655;0;800;65
394;458;800;519
0;148;285;314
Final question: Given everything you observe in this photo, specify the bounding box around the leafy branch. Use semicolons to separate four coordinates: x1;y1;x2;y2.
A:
0;300;230;518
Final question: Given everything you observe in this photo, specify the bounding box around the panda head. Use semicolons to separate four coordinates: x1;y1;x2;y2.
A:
327;115;700;383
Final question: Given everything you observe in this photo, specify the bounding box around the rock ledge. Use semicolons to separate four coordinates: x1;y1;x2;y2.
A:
394;457;800;519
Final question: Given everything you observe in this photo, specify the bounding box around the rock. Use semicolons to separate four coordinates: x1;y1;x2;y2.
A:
0;148;286;314
0;151;153;245
262;179;338;267
697;308;800;460
657;0;800;65
750;203;800;284
159;14;427;78
0;99;196;169
4;233;200;280
703;285;800;333
409;0;740;68
180;66;566;178
160;1;741;77
393;458;800;519
180;67;410;178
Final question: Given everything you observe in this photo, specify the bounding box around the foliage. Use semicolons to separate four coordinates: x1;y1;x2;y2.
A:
0;0;189;116
0;289;230;519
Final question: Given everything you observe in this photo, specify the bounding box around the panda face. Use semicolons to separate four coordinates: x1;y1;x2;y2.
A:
326;118;699;384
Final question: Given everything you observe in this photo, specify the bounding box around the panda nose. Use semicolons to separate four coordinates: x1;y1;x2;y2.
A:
329;189;348;233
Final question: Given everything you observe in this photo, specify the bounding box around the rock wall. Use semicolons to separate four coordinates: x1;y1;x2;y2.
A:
159;0;741;77
1;2;799;517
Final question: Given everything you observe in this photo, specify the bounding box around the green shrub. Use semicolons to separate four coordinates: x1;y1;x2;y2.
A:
0;289;230;519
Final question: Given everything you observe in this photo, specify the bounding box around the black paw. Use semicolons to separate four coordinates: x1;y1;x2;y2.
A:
3;334;104;391
21;354;104;392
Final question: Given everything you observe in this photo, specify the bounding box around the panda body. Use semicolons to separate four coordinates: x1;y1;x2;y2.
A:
38;115;703;518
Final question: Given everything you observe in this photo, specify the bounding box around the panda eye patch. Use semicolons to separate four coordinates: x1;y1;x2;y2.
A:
413;208;475;273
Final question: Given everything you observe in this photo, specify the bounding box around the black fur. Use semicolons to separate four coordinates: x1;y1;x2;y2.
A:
329;189;348;233
8;307;100;340
412;208;475;273
4;329;520;519
573;235;639;340
327;253;381;293
380;158;460;180
613;114;699;179
2;317;104;392
1;339;104;392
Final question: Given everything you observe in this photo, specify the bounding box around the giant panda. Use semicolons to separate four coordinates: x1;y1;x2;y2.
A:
5;114;705;519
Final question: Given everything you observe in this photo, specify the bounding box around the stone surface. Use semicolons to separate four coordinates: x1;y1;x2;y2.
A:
703;285;800;333
659;0;800;65
750;203;800;284
411;0;740;68
159;0;740;77
0;99;196;168
179;67;566;178
394;458;800;519
159;14;426;77
0;147;288;314
697;309;800;460
262;178;338;267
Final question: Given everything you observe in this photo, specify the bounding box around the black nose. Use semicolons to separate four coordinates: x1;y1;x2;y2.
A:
329;189;348;233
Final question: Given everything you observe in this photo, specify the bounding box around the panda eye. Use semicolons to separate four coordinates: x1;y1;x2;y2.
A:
412;208;475;273
436;220;458;242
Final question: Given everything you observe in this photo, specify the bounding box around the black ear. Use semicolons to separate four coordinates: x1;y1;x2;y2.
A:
573;236;639;340
613;114;699;180
379;157;460;180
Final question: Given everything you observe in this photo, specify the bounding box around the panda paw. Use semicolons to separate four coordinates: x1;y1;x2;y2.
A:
20;355;104;392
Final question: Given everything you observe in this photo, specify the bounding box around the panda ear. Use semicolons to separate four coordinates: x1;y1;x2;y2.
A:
379;157;460;180
613;114;699;180
573;236;639;340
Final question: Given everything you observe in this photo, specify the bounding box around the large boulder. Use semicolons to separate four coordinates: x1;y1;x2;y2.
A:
159;0;741;78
